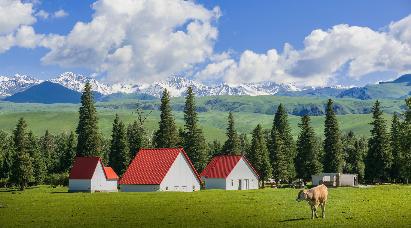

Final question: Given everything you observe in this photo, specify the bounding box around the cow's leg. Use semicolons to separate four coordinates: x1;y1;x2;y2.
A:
314;205;319;218
311;205;315;219
321;202;326;218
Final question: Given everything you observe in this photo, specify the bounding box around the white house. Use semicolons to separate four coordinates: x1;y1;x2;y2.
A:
69;157;119;192
312;173;358;187
119;148;201;192
200;155;259;190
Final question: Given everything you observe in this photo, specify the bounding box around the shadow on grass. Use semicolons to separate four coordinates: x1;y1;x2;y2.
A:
50;191;70;194
279;218;308;223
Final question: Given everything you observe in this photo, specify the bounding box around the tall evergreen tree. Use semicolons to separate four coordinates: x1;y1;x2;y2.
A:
323;99;344;173
76;82;101;157
10;118;34;190
208;140;222;157
182;87;208;171
127;121;148;158
390;113;402;182
400;98;411;183
0;131;13;179
60;132;77;173
247;124;272;187
342;131;366;181
154;89;179;148
295;115;322;181
27;131;46;184
269;104;296;182
239;133;250;156
41;130;55;172
109;114;130;175
365;100;392;183
221;112;241;155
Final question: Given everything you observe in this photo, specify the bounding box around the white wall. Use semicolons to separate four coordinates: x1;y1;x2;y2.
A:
312;173;357;187
120;184;160;192
69;179;91;192
90;162;118;192
160;152;201;192
203;178;226;189
340;174;357;186
226;158;259;190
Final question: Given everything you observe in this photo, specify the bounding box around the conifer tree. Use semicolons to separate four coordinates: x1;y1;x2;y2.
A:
342;131;366;181
27;131;46;184
400;98;411;183
154;89;179;148
10;118;34;190
41;130;55;172
0;131;13;179
365;100;392;183
127;121;147;158
109;114;130;175
59;132;77;173
221;112;241;155
76;82;101;157
239;133;250;156
390;113;402;182
323;99;344;173
247;124;272;186
295;115;322;180
269;104;296;182
208;140;222;157
183;87;208;171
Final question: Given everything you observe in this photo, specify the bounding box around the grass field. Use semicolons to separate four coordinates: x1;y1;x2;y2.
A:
0;103;392;142
0;185;410;227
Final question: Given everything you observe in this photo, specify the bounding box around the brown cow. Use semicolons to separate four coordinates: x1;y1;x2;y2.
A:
296;184;328;219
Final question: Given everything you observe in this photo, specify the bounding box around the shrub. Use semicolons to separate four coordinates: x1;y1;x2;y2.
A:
45;173;69;187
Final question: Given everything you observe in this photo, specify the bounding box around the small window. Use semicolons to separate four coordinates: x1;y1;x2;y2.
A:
231;180;234;186
166;186;168;190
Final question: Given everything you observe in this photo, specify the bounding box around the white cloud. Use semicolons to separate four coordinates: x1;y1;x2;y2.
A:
42;0;220;84
197;17;411;87
53;9;68;18
0;0;36;35
35;9;49;19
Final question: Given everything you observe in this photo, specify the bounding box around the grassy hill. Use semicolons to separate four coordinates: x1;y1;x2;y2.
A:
0;97;396;141
0;185;410;227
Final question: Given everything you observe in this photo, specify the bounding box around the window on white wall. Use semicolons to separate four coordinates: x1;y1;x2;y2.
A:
231;180;234;186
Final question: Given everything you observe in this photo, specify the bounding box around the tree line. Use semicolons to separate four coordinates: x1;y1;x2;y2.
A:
1;83;410;189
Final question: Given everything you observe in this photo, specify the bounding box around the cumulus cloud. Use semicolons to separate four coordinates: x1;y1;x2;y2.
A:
35;9;49;19
197;15;411;87
53;9;68;18
42;0;220;83
0;0;36;35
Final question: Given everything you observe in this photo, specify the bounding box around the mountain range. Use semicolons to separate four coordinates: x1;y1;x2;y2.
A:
1;72;411;103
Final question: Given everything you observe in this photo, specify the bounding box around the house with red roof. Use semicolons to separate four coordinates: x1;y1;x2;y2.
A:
69;157;119;192
200;155;259;190
119;148;201;192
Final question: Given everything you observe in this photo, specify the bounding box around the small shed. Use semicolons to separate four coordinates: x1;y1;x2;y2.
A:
69;157;119;192
119;148;201;192
200;155;259;190
312;173;358;187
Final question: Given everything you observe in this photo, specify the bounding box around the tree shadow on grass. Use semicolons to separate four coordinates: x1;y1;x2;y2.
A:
279;218;308;223
50;191;70;194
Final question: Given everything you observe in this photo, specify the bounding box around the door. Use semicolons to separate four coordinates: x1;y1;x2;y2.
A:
238;179;242;190
245;179;249;190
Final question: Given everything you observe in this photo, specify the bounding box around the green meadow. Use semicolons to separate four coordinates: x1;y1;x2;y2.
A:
0;185;410;227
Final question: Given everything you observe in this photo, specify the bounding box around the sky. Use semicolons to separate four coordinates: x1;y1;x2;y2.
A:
0;0;410;87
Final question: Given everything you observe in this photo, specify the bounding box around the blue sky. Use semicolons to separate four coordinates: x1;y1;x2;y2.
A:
0;0;410;87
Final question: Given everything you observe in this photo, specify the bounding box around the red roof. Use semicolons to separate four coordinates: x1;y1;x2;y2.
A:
200;155;259;179
69;157;101;179
69;157;119;181
104;167;119;180
119;148;201;185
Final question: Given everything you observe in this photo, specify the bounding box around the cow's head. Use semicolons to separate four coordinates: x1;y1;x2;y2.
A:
296;190;308;202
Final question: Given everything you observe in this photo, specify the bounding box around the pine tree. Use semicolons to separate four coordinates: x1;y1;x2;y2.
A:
154;89;179;148
27;131;46;184
10;118;34;190
208;140;222;157
247;124;272;187
323;99;344;173
342;131;366;181
41;130;55;172
76;82;101;157
365;100;392;183
295;115;322;181
269;104;296;182
58;132;77;173
0;131;13;179
221;112;241;155
127;121;148;158
390;113;402;182
183;87;208;171
109;114;130;175
239;133;250;156
400;98;411;183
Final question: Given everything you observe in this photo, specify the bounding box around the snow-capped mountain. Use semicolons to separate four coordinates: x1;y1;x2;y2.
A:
50;72;113;95
0;72;330;98
0;74;42;97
